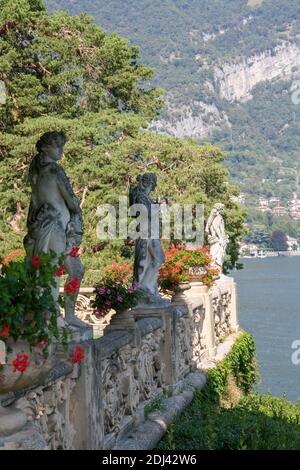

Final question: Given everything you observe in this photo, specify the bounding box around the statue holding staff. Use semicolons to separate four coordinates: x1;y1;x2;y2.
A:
129;173;167;304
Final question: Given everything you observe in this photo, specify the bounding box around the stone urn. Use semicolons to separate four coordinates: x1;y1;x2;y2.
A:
104;308;136;333
188;266;207;282
104;309;141;347
189;266;220;285
171;282;191;305
0;339;56;437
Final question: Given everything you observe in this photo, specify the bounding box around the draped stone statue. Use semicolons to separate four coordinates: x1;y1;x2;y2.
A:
205;203;229;271
129;173;167;305
24;131;86;328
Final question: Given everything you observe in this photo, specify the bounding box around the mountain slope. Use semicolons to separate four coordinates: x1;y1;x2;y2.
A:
45;0;300;216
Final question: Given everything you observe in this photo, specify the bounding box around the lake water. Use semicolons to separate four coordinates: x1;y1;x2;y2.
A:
232;257;300;403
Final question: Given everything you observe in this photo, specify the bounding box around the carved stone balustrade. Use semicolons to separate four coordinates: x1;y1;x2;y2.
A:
1;276;238;450
59;287;113;338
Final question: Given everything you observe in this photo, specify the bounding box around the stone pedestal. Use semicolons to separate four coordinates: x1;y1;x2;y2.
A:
184;282;217;358
228;280;239;333
211;276;239;334
171;283;192;307
104;309;141;347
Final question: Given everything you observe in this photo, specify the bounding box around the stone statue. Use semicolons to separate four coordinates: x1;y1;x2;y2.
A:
205;203;229;271
129;173;167;305
24;131;86;328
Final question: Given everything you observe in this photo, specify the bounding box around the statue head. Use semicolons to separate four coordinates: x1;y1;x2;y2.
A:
36;131;67;161
214;203;225;214
29;131;67;185
136;173;157;192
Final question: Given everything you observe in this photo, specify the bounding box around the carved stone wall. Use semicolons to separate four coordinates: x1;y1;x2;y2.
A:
1;276;238;450
175;310;194;379
191;304;207;364
101;326;164;441
212;286;232;343
19;375;78;449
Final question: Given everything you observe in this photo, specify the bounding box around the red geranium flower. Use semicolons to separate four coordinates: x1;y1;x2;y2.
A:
55;265;66;277
0;325;10;338
31;255;44;268
12;354;30;373
68;247;80;258
70;345;85;364
65;277;80;295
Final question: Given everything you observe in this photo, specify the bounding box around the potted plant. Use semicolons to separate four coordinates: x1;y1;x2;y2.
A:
92;261;143;330
159;245;219;300
0;252;69;436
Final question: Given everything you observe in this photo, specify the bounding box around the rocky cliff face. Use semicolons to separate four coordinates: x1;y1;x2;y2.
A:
214;42;300;103
153;42;300;138
150;101;231;138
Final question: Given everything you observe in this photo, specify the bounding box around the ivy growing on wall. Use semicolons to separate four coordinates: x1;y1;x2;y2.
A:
158;332;300;450
203;332;258;402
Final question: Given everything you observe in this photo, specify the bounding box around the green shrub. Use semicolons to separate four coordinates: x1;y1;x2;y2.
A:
157;332;300;450
202;332;258;403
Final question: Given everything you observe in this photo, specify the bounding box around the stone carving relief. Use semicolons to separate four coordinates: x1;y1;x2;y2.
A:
213;290;231;342
14;371;78;450
221;291;232;336
59;292;110;337
191;305;207;363
75;294;109;336
102;328;164;437
102;355;126;435
176;314;193;379
135;330;164;401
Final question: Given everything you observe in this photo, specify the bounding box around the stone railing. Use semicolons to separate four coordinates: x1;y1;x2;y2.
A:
0;276;238;450
59;287;111;338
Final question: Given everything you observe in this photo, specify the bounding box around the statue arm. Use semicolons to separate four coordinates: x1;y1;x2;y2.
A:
27;194;38;223
55;165;81;214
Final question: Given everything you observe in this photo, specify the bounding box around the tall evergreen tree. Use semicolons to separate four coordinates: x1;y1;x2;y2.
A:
0;0;245;280
0;0;162;250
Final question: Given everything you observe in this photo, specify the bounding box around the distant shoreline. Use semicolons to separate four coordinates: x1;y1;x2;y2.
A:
241;251;300;258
